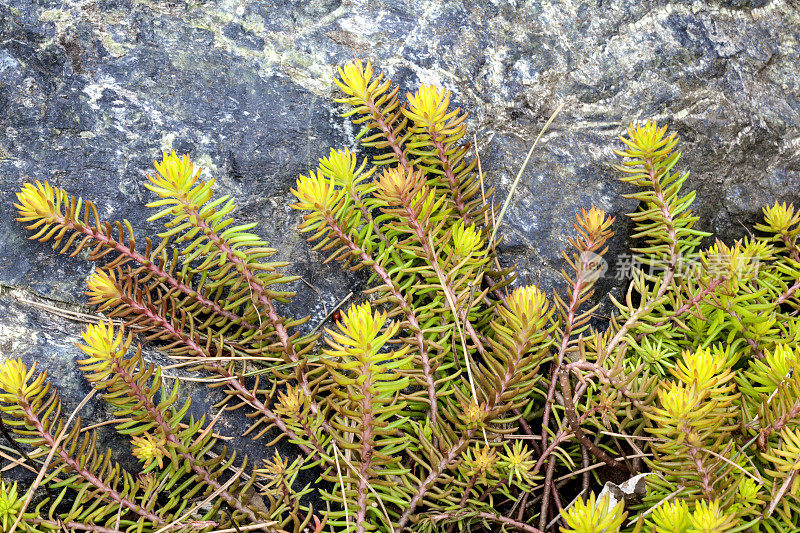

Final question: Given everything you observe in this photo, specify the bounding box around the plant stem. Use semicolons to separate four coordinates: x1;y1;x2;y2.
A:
397;198;487;358
59;214;254;329
19;401;164;525
320;210;439;425
564;361;649;411
354;380;375;533
777;277;800;305
111;288;315;455
398;430;475;529
431;510;546;533
32;520;125;533
365;100;409;169
558;370;624;470
109;357;260;521
429;130;468;220
638;277;726;337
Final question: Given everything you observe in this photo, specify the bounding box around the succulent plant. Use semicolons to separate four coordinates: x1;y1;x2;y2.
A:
4;60;799;533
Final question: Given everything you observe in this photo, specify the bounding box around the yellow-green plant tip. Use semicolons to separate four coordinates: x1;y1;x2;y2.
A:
499;440;537;487
14;180;62;224
131;432;168;469
77;321;130;364
291;171;337;211
658;383;697;419
689;500;734;532
0;359;34;399
0;481;23;533
405;84;450;131
560;492;626;533
672;347;728;390
146;151;203;198
761;202;800;234
649;499;691;533
461;444;499;482
85;268;122;305
336;59;373;100
452;221;483;256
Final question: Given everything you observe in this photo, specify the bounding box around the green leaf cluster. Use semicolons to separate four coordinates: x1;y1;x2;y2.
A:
2;60;798;533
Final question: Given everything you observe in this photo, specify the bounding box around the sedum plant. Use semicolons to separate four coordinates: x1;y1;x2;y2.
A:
2;60;798;533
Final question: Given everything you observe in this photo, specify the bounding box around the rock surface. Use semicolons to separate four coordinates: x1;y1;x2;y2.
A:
0;0;798;467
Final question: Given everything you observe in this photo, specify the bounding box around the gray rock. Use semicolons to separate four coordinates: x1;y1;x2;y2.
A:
0;0;797;475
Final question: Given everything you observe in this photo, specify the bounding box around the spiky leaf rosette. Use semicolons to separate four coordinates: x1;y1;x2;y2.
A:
0;481;43;533
14;180;255;338
756;202;800;262
144;152;316;365
560;492;626;533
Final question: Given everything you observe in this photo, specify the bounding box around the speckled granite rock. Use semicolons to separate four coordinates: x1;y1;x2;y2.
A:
0;0;798;458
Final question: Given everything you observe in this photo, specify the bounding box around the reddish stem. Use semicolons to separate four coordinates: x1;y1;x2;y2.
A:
109;357;259;521
431;511;545;533
558;371;623;469
320;210;439;425
59;216;254;329
172;203;321;416
114;291;314;455
19;402;164;524
397;430;476;529
685;441;713;495
429;131;468;219
639;277;726;338
354;379;375;532
777;278;800;305
563;361;648;411
365;101;409;170
446;473;479;533
33;520;125;533
398;327;532;529
539;236;599;522
396;199;487;358
539;457;558;532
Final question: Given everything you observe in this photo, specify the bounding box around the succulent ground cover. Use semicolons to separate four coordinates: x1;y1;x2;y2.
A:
1;60;798;533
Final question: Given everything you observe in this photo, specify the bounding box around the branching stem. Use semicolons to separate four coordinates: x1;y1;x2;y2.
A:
109;357;260;521
114;291;315;455
397;199;487;358
19;401;164;525
355;381;375;533
430;510;546;533
58;214;254;329
397;430;475;529
320;210;438;425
